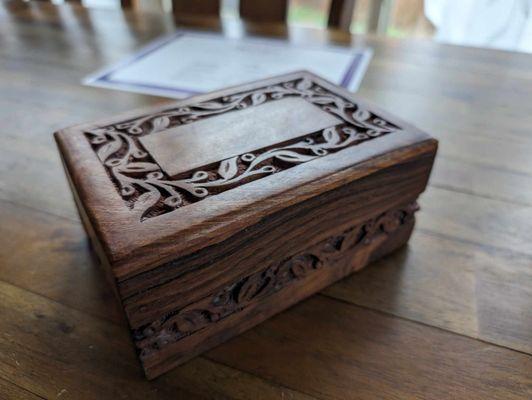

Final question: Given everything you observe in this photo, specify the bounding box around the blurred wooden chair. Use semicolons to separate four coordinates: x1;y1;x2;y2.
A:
328;0;356;32
166;0;358;32
36;0;367;32
239;0;288;23
171;0;220;18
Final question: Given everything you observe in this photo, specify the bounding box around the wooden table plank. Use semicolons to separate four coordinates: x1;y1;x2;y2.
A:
430;155;532;207
324;229;532;353
0;377;44;400
418;187;532;257
436;132;532;177
0;280;316;400
1;277;530;400
207;295;532;400
0;199;122;323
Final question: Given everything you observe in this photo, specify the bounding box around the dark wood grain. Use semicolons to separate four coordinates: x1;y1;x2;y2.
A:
0;0;531;397
0;378;43;400
0;280;315;400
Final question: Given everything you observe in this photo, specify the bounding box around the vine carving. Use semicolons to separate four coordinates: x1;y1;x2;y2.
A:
85;77;400;220
133;202;418;357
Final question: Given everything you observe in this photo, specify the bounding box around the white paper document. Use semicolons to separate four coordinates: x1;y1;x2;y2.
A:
84;32;373;98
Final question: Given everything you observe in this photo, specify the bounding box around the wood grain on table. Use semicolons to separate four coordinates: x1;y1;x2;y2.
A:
0;1;530;399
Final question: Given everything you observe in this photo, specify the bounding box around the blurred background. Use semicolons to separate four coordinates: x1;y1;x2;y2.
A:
64;0;532;52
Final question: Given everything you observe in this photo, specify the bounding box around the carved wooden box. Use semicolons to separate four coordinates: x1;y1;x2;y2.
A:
55;71;437;379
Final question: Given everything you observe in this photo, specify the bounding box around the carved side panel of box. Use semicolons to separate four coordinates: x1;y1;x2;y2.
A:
135;202;418;378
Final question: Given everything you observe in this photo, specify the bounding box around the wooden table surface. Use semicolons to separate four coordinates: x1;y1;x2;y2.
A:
0;1;531;399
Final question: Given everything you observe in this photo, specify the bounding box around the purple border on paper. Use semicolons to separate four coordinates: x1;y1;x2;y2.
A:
98;32;183;82
89;33;366;97
340;52;363;87
98;77;202;96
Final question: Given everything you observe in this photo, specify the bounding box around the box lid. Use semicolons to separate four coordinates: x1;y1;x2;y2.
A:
55;71;436;280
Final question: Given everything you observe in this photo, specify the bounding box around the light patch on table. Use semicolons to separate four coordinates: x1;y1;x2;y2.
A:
140;97;342;177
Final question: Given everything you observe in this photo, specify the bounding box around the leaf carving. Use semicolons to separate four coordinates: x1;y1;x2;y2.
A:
353;109;370;122
195;101;224;110
97;138;122;164
290;258;311;278
134;190;160;217
274;150;317;164
296;77;312;91
237;278;261;303
152;116;170;132
309;96;335;105
218;156;238;180
174;311;208;333
119;162;160;173
251;92;267;106
323;127;341;145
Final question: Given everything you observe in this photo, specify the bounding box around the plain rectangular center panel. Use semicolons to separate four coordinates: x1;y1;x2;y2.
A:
139;97;342;176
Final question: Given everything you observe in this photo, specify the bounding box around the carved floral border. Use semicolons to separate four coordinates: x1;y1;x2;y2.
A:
85;77;400;220
132;202;419;357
